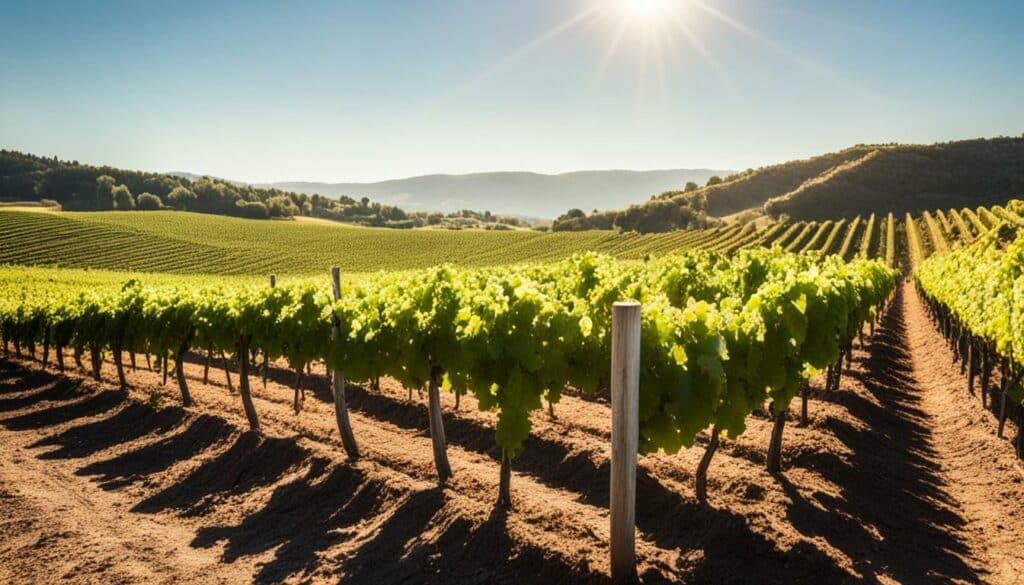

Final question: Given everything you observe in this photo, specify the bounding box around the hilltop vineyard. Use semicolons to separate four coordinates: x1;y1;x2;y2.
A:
2;200;1023;277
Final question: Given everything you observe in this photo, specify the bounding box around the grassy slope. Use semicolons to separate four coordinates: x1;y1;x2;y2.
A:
0;209;722;275
595;137;1024;227
695;146;875;216
765;138;1024;219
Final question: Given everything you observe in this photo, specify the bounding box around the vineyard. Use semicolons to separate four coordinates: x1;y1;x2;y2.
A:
0;248;897;504
0;210;727;274
915;228;1024;456
3;204;1024;583
7;0;1024;579
3;201;1024;276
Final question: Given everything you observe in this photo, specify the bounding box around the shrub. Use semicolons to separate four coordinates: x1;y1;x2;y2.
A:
136;193;163;210
112;185;135;210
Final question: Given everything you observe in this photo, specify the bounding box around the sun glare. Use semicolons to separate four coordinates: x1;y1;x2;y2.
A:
616;0;671;24
445;0;814;101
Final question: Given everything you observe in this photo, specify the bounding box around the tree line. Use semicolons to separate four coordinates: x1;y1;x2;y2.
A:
0;150;529;229
552;178;721;233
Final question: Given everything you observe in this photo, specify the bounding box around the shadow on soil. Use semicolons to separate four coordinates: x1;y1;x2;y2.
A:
0;288;987;585
785;286;978;584
0;359;607;583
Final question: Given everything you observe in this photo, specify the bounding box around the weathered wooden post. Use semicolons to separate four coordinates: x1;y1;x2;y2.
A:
331;266;360;459
610;301;640;584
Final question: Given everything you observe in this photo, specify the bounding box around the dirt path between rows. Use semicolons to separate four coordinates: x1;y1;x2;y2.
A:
898;282;1024;583
0;281;1021;584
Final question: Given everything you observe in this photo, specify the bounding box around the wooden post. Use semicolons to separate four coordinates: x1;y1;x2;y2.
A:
610;301;640;584
269;274;276;288
331;267;360;459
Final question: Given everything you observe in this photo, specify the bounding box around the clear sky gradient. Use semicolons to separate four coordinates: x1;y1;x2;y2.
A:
2;0;1022;183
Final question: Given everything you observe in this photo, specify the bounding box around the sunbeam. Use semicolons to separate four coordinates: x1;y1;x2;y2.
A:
689;0;873;97
436;0;868;107
437;3;604;103
665;9;739;97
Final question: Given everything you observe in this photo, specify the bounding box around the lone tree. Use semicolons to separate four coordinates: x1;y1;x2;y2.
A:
136;192;163;210
95;175;116;209
684;181;699;192
706;176;723;186
561;208;586;220
168;186;197;210
112;184;135;210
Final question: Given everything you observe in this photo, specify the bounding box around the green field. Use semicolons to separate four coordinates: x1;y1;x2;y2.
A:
2;202;1019;277
0;209;734;275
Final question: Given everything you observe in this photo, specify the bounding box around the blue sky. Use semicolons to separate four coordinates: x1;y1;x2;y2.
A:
1;0;1022;182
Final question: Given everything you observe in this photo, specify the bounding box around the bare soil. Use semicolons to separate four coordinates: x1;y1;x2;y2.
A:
0;281;1022;584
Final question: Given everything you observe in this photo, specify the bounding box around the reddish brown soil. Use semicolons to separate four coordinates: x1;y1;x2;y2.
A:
0;281;1022;584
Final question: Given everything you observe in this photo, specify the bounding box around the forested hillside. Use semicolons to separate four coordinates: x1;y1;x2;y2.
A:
554;137;1024;232
765;138;1024;219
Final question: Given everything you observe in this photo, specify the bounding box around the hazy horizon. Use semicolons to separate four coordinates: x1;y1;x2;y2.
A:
3;0;1023;183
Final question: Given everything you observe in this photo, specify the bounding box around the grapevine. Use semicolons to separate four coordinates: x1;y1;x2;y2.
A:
0;248;897;505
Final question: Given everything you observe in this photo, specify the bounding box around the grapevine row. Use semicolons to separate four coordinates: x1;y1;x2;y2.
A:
915;227;1024;457
0;249;896;506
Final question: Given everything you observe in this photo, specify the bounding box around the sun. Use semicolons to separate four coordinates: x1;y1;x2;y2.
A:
614;0;672;24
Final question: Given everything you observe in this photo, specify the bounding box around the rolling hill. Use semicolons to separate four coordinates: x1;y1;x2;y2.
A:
555;136;1024;231
0;209;730;274
764;138;1024;219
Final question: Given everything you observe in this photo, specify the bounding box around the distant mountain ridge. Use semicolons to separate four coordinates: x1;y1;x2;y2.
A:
260;169;732;219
